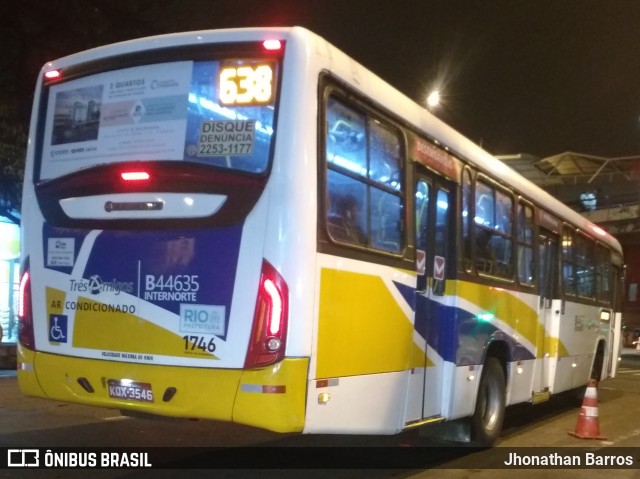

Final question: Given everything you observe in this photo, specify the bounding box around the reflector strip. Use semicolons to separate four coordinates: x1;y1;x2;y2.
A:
17;362;33;371
316;378;339;388
241;384;287;394
584;388;598;399
581;406;599;417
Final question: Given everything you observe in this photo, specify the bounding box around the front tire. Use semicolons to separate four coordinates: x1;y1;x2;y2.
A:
470;357;506;446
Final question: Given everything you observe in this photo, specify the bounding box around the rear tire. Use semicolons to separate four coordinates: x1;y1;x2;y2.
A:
470;357;506;446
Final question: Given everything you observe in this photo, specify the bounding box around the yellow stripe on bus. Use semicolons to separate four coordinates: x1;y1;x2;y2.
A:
72;296;218;359
317;268;422;379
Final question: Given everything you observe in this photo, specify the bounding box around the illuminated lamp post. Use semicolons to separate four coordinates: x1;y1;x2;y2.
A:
426;90;441;111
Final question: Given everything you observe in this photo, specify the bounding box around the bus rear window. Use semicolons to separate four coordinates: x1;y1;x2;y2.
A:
39;58;279;180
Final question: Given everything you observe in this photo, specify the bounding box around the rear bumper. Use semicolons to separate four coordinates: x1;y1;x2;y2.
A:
18;346;308;433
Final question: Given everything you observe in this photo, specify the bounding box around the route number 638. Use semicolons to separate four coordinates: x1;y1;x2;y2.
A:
219;63;274;105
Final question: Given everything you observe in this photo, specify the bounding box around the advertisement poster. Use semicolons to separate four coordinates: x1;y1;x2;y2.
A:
41;61;193;180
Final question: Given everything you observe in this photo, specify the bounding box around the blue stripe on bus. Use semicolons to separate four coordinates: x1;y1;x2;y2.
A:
393;280;535;365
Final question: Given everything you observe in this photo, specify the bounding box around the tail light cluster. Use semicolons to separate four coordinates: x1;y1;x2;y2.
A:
244;259;289;368
18;259;35;350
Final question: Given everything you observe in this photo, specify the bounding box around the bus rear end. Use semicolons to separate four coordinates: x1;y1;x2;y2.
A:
18;29;308;432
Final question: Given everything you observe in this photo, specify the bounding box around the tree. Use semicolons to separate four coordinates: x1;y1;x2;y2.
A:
0;104;25;225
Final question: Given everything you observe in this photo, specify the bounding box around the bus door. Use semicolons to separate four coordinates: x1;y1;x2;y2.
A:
536;230;559;394
414;171;453;419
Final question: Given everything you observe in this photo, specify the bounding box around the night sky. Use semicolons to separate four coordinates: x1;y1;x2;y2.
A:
4;0;640;159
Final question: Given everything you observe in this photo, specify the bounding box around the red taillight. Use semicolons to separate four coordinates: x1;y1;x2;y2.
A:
44;69;61;80
121;171;150;181
18;267;35;350
263;39;282;51
245;259;289;368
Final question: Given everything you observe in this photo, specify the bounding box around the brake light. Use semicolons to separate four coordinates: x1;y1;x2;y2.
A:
18;265;35;350
121;171;150;181
245;259;289;368
44;69;61;80
263;39;282;51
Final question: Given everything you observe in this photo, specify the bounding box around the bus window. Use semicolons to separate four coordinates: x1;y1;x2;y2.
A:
494;188;514;276
416;181;430;254
575;233;595;298
461;169;472;271
432;188;450;296
596;244;612;303
326;98;366;174
369;120;402;190
370;188;402;251
474;178;513;278
517;201;535;285
325;95;403;253
326;170;367;245
562;226;577;296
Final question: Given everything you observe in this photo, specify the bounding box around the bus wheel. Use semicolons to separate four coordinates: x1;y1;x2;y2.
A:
471;357;505;446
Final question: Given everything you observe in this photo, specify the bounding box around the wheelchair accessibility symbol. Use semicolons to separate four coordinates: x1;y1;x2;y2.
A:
49;315;68;343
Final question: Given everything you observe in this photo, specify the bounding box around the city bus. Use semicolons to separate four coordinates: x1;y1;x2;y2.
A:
18;26;623;446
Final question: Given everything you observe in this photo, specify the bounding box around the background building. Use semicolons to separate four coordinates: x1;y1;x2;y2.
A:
499;152;640;343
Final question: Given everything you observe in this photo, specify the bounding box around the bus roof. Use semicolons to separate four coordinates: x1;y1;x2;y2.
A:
38;26;623;254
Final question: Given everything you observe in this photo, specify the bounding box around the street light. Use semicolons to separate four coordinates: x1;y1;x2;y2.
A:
426;90;441;110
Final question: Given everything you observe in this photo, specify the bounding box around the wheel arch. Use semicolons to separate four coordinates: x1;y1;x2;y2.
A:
482;339;509;386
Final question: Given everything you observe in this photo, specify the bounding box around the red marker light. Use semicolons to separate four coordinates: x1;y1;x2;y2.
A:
44;70;61;80
121;171;150;181
263;39;282;51
18;271;31;320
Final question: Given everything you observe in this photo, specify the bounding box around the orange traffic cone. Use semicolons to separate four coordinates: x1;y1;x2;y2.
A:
568;379;606;440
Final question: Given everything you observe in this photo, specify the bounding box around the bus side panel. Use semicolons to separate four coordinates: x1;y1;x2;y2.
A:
304;371;410;434
447;281;540;417
305;254;419;433
314;261;419;379
553;301;602;392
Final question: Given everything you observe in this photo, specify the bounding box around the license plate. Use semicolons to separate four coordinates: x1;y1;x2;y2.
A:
107;379;154;403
